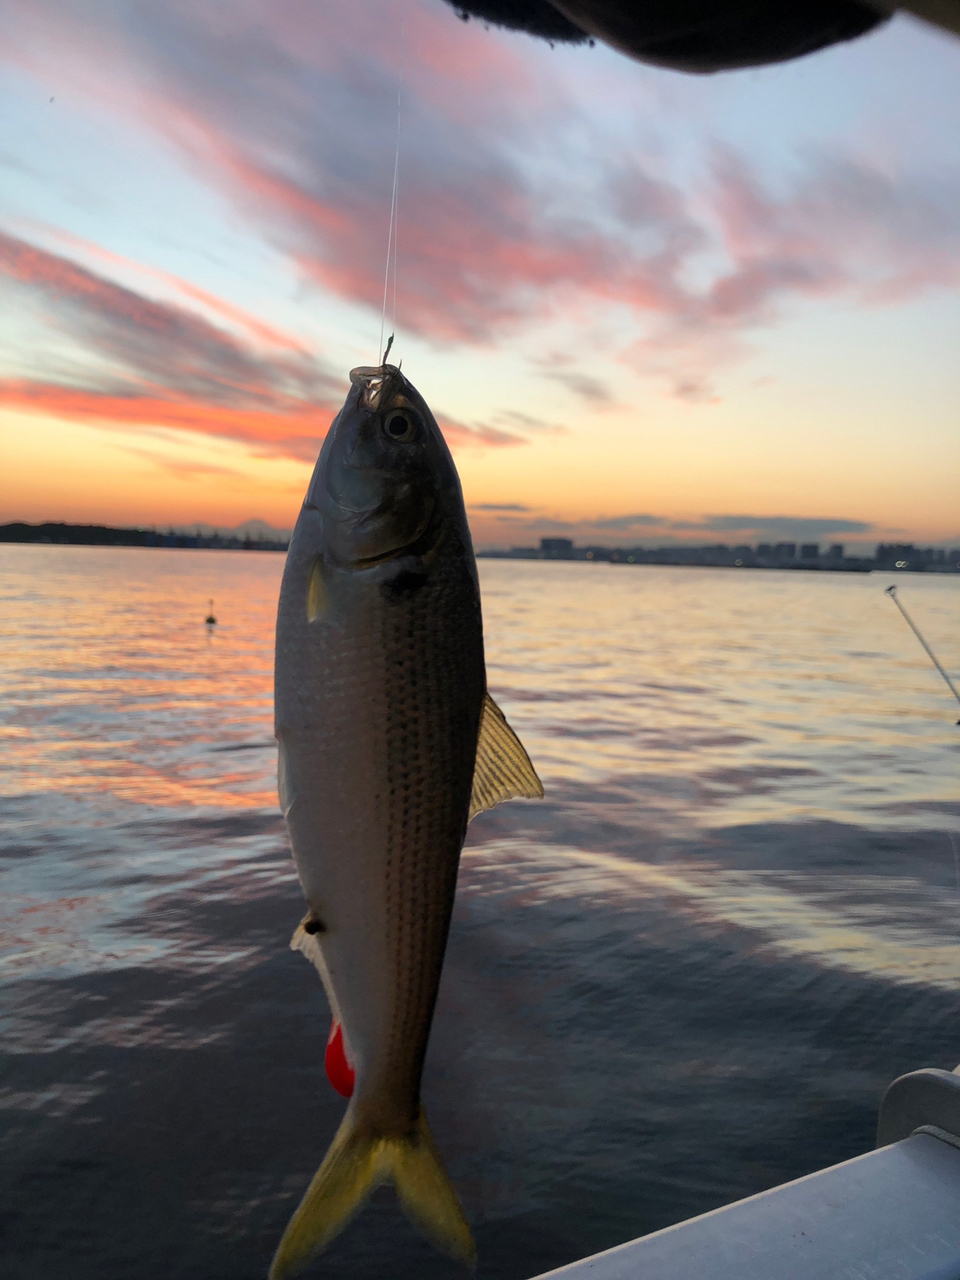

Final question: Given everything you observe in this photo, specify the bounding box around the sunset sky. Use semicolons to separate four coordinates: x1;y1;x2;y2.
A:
1;0;958;549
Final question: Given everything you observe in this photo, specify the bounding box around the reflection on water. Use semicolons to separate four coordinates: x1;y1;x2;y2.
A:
482;560;958;825
1;546;958;1280
465;839;960;991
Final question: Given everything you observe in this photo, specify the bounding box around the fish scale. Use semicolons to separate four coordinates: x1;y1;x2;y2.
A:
373;570;483;1113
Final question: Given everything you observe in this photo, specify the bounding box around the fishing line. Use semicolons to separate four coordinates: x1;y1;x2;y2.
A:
391;95;399;342
885;584;960;723
379;47;402;368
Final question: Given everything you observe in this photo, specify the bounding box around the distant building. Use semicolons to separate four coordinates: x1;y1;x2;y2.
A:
876;543;917;568
469;538;958;574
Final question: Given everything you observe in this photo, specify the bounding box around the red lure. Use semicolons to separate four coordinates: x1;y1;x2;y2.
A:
324;1022;355;1098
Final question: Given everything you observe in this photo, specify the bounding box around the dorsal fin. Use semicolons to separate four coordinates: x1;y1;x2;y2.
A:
469;691;543;822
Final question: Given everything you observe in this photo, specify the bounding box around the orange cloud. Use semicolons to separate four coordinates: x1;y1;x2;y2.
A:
0;381;329;458
0;230;526;456
0;380;525;457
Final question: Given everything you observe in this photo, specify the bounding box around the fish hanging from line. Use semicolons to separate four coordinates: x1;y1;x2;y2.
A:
271;363;543;1278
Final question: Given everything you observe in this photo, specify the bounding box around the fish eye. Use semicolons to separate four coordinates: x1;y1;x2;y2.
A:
383;411;417;443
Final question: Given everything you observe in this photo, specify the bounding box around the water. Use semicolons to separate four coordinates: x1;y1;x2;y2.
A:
1;545;958;1279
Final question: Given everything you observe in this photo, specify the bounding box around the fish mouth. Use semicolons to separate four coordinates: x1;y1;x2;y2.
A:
350;364;404;411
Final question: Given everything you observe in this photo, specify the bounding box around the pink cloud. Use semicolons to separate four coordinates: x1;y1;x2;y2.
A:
1;0;958;404
34;227;311;353
0;381;332;460
0;379;522;458
0;231;523;456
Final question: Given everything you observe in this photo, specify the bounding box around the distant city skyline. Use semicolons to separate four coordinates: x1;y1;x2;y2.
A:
4;512;960;554
5;519;960;569
1;2;958;546
480;534;960;570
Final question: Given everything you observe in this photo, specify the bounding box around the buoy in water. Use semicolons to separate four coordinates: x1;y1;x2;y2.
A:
205;598;217;626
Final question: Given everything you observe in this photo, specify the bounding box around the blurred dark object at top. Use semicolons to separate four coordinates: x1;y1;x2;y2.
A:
445;0;892;72
449;0;590;42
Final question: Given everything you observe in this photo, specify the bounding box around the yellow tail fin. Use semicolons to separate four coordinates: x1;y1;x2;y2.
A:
268;1107;475;1279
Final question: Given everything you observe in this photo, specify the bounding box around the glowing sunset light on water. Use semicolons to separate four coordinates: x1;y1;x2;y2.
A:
0;0;958;548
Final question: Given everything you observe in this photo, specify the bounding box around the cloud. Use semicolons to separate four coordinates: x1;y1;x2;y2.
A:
520;516;579;531
471;502;531;511
710;146;960;311
435;413;526;448
0;232;523;456
706;514;873;537
480;509;878;545
671;514;874;538
671;378;719;403
0;379;332;461
43;228;312;354
494;409;568;434
0;230;340;409
593;513;663;530
531;352;620;405
1;0;959;405
541;367;615;405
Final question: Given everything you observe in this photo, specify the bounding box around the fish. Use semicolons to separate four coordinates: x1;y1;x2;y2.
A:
271;363;543;1278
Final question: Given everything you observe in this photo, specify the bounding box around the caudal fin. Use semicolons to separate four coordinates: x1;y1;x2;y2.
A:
268;1108;475;1279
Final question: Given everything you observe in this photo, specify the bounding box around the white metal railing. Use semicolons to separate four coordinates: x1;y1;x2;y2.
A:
530;1066;960;1280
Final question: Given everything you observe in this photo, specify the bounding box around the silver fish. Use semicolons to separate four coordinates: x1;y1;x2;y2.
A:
271;364;542;1277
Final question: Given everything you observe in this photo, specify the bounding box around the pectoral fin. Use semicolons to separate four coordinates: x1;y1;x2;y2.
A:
468;691;543;822
306;556;327;622
277;738;295;818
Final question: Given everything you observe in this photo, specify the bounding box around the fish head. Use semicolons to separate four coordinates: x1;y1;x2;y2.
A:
307;364;460;568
